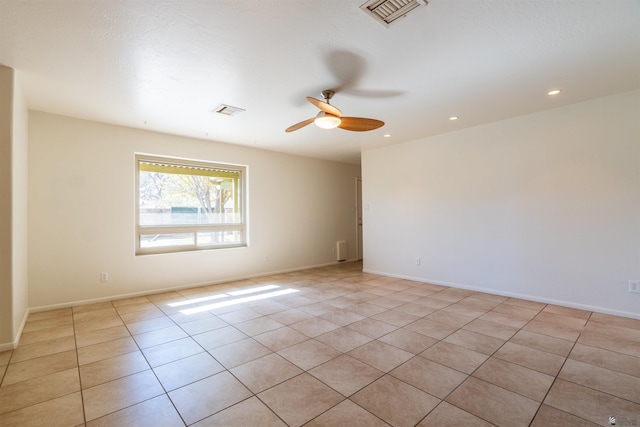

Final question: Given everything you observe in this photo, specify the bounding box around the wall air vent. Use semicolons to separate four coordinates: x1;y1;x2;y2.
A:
214;104;245;116
360;0;427;27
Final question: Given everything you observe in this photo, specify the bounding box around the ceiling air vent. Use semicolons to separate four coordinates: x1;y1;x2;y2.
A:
360;0;427;27
214;104;245;116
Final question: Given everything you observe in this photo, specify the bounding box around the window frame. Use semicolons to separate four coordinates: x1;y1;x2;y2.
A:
135;154;247;255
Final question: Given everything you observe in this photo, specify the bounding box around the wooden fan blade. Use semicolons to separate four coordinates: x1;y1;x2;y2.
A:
285;117;315;132
306;97;342;117
338;117;384;132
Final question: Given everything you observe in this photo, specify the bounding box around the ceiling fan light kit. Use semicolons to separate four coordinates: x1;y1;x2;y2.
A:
314;112;342;129
286;89;384;133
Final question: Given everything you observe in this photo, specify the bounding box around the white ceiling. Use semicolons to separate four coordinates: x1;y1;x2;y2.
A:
1;0;639;164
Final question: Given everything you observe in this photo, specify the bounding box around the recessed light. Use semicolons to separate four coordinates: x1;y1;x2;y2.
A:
547;89;561;96
384;134;391;138
449;116;459;121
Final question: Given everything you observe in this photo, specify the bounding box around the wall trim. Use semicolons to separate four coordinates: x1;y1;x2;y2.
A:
363;268;640;321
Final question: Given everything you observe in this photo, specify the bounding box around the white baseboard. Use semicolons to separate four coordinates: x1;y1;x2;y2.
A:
363;268;640;321
0;308;31;351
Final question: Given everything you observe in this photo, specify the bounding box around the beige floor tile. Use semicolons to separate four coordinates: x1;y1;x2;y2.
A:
544;379;640;425
309;354;383;396
26;307;73;322
125;315;175;335
493;341;566;376
478;311;528;328
132;325;188;349
508;329;574;356
420;342;488;374
542;304;592;320
347;302;388;317
74;314;124;335
112;296;152;307
230;353;303;393
114;300;158;314
417;401;493;426
371;310;420;327
86;394;184;427
153;352;224;391
79;351;149;389
217;308;263;324
0;351;11;366
119;307;166;325
252;326;309;352
141;337;204;367
530;404;600;427
368;296;406;309
75;325;131;348
430;288;472;303
277;339;342;370
445;377;539;426
413;297;452;310
19;324;75;346
9;335;76;363
351;375;440;427
584;320;640;343
0;368;80;415
257;373;344;427
404;318;457;340
208;337;272;369
267;308;314;325
462;318;519;340
178;316;228;335
569;342;640;377
577;329;640;358
169;371;251;425
0;391;84;427
534;311;588;330
22;315;73;334
441;303;488;319
83;370;164;421
77;336;138;365
3;349;77;386
305;399;388;427
501;297;546;311
378;328;438;354
424;310;475;328
459;295;503;310
347;318;398;339
523;319;582;342
348;340;413;372
472;357;555;401
443;329;505;355
490;303;540;320
392;302;436;317
319;309;365;326
390;356;467;399
558;358;640;403
192;396;286;427
589;312;640;330
289;317;340;338
315;327;373;353
192;326;247;349
72;301;114;314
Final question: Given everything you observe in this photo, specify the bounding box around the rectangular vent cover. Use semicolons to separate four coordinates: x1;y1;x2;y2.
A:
360;0;427;27
215;104;245;116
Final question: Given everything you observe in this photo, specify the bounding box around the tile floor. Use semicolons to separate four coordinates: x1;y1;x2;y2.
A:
1;262;639;426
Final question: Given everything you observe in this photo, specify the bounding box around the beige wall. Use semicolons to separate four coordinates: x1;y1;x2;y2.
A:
28;112;361;309
0;65;29;350
363;90;640;319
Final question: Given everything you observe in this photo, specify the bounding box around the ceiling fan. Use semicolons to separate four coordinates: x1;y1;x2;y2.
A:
285;90;384;133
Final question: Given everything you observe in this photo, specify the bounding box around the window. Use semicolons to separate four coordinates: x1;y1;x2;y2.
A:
136;154;246;254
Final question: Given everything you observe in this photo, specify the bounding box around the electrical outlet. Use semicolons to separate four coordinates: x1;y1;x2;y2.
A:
416;257;421;266
100;272;109;282
629;280;640;293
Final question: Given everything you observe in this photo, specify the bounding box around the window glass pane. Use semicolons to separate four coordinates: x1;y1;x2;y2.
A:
197;230;242;247
139;162;241;226
140;233;194;248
